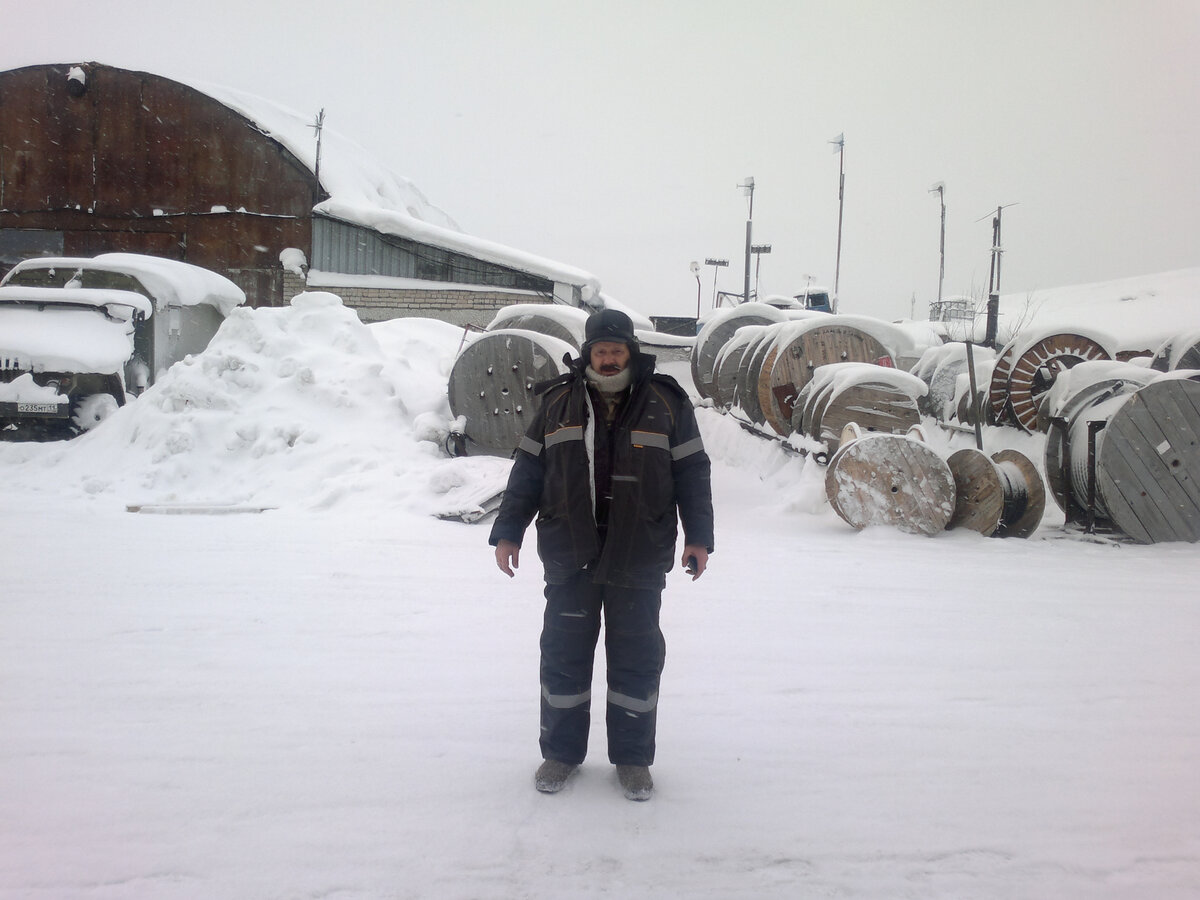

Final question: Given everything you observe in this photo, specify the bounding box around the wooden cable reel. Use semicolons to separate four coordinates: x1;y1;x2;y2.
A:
486;305;586;350
989;333;1111;432
1042;377;1144;517
793;365;924;463
711;325;765;409
946;448;1045;538
824;424;956;536
690;304;786;401
1150;331;1200;373
734;325;782;424
446;329;574;458
1052;377;1200;543
986;340;1021;425
759;323;895;436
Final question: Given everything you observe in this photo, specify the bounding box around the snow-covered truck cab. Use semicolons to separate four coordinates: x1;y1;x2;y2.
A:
0;285;150;434
0;254;244;438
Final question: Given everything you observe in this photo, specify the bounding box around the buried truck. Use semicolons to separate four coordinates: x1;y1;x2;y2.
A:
0;253;244;437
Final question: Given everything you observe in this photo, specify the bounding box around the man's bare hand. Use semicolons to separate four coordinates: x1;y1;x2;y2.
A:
682;545;709;581
495;539;521;578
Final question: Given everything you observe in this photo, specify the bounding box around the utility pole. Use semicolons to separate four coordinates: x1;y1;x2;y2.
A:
929;182;945;318
309;108;326;197
981;203;1017;348
738;177;755;305
829;134;845;312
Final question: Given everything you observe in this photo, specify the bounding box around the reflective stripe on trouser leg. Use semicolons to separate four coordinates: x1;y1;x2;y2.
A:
539;576;603;765
603;586;665;767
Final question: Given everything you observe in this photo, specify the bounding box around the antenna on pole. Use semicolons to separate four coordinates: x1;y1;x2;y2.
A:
829;134;845;313
309;108;326;196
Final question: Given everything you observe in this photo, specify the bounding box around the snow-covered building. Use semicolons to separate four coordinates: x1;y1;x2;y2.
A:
0;62;600;325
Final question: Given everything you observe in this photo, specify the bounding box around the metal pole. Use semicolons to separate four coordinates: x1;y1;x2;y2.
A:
939;192;946;305
965;340;983;451
740;177;755;305
834;142;845;311
929;183;945;309
985;206;1001;347
743;220;752;304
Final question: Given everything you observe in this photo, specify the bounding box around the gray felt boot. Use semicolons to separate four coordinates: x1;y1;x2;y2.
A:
616;765;653;801
534;759;577;794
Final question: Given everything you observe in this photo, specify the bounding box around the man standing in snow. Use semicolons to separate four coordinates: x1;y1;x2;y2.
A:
489;308;714;801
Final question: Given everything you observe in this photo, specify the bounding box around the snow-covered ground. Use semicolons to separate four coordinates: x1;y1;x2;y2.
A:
2;294;1198;899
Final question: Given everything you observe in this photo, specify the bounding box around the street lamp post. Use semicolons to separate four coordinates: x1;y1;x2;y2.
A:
751;243;771;300
829;134;845;312
704;257;729;308
738;177;755;305
929;182;945;318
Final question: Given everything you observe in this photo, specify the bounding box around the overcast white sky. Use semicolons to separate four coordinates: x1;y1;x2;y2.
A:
7;0;1199;320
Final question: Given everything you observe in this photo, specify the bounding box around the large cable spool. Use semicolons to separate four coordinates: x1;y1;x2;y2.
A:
486;304;587;350
824;425;956;536
711;324;767;409
1149;330;1200;373
946;448;1045;538
1041;366;1158;514
1047;376;1200;543
793;363;925;463
446;329;574;458
733;324;783;425
989;332;1111;432
691;303;786;401
758;321;896;436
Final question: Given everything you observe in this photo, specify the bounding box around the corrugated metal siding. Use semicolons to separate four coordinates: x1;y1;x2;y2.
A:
313;216;415;278
313;215;553;293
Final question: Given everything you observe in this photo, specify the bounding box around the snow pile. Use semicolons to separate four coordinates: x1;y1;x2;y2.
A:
0;293;509;514
996;267;1200;350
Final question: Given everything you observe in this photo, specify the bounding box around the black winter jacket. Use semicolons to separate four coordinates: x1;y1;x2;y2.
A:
489;353;714;588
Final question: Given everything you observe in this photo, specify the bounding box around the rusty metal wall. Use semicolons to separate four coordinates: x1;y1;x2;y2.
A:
0;63;319;306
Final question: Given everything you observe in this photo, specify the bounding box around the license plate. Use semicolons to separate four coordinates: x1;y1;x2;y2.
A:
17;402;66;415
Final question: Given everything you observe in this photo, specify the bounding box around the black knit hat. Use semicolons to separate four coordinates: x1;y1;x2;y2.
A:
582;309;638;357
